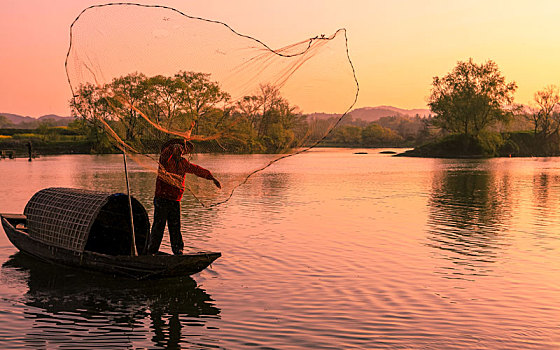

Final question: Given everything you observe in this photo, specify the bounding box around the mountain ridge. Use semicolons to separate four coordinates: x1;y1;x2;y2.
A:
308;106;432;123
0;113;74;124
0;113;74;128
2;105;433;128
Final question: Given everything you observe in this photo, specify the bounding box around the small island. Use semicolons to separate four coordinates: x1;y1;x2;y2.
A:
398;58;560;158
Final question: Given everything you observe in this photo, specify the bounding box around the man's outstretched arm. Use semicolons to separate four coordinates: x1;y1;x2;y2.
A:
185;162;221;188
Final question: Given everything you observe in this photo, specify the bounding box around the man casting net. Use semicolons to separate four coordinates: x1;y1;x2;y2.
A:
66;3;359;207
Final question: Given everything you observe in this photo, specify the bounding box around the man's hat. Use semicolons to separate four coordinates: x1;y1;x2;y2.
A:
161;138;194;153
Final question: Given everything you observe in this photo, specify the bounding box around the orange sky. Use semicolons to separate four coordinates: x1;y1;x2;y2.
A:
2;0;560;117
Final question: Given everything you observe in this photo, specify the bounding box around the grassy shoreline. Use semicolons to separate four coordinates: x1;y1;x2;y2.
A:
0;139;95;157
396;132;560;158
0;140;411;158
4;127;555;159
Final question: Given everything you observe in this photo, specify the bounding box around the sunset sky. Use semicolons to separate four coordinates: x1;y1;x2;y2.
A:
2;0;560;117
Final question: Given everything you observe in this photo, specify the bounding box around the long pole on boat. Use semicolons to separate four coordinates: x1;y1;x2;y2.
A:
123;151;138;256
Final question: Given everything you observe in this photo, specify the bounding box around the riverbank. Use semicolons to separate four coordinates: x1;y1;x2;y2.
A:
0;137;413;158
0;139;94;157
396;132;560;158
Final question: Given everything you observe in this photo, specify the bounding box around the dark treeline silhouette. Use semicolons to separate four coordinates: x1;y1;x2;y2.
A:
8;60;560;157
2;71;437;155
67;71;439;154
322;114;434;147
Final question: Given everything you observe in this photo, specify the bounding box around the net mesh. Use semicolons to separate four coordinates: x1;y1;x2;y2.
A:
65;3;358;207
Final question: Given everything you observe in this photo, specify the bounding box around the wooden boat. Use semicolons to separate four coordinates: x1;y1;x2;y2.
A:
0;187;220;279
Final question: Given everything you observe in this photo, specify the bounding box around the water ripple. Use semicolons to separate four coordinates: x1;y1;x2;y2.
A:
0;153;559;348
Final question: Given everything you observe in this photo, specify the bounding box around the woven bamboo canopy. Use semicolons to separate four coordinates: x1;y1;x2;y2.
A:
24;187;149;255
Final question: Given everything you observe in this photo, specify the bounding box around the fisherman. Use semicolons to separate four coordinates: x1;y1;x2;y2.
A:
146;139;221;255
27;141;33;161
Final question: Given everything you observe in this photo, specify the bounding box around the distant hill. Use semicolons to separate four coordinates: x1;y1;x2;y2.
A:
306;112;341;120
349;106;432;122
2;105;431;129
0;113;74;128
307;106;432;123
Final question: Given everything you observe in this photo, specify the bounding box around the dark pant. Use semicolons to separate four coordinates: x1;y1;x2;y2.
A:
147;197;183;255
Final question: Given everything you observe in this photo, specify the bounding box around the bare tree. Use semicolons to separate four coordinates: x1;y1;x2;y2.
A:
529;85;560;137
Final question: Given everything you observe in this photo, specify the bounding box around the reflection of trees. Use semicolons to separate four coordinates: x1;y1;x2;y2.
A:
530;171;560;246
1;253;220;349
427;165;511;279
533;172;552;210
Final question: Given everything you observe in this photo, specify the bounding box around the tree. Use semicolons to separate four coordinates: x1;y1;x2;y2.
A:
428;58;517;137
140;74;185;142
330;125;362;145
361;123;403;146
108;73;147;141
529;85;560;136
232;84;303;152
70;83;115;151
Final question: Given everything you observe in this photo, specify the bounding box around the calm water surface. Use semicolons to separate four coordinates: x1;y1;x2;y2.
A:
0;149;559;349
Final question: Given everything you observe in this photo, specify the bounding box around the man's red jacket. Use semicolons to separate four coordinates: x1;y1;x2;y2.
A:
154;146;213;201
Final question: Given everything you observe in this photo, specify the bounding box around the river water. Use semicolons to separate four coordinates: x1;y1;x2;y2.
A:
0;149;558;349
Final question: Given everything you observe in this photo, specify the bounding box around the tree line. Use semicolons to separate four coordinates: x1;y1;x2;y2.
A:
322;114;433;147
69;71;442;154
11;59;558;157
70;72;309;153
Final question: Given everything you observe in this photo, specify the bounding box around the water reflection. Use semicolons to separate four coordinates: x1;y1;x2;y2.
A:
529;171;560;251
530;172;560;213
427;162;512;279
1;253;220;349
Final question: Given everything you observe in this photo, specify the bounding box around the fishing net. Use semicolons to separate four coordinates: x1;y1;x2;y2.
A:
66;3;358;207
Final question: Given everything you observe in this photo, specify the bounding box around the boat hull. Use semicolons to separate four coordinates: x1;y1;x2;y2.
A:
1;215;220;279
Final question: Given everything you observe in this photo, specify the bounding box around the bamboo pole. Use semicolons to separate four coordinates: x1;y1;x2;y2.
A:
123;152;138;256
